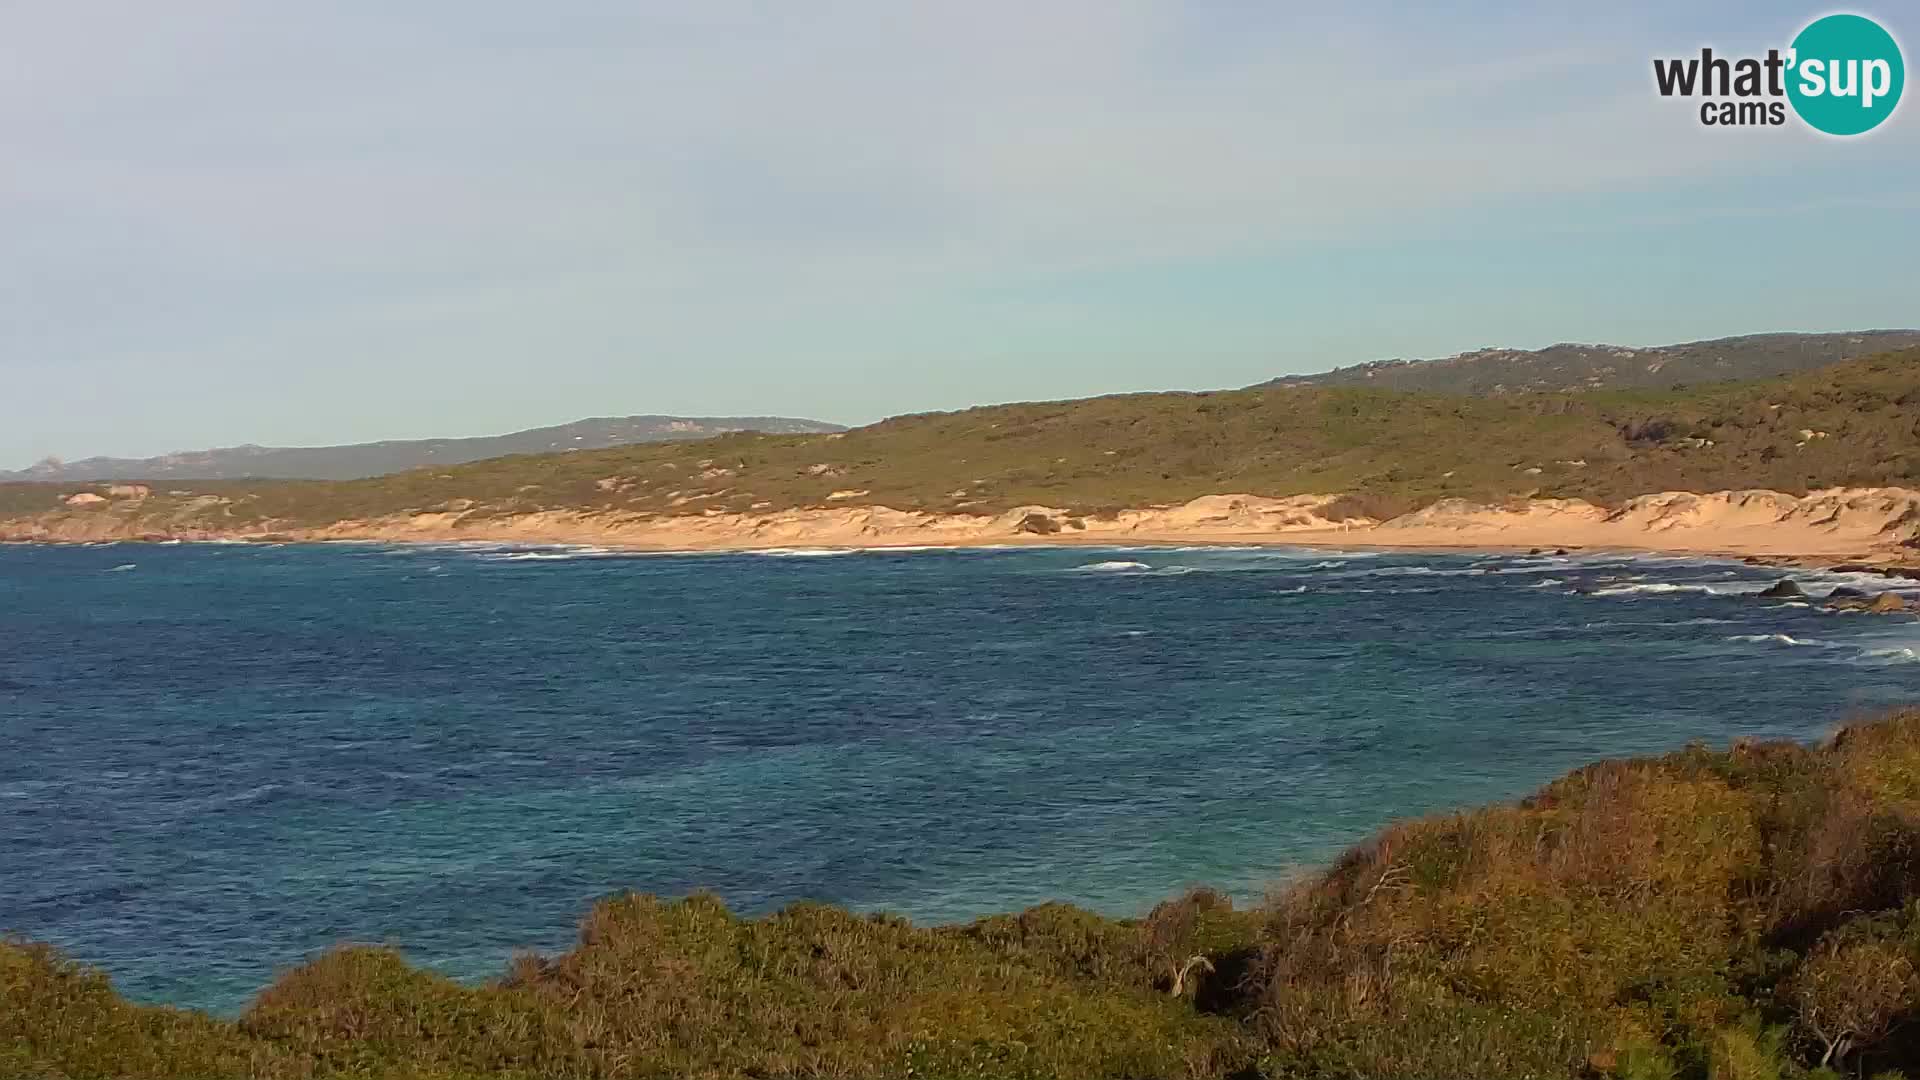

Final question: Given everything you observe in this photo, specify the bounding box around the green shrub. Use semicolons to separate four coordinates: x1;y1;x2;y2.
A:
21;708;1920;1077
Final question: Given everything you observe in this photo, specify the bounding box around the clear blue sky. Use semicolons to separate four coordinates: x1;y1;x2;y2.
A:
3;1;1915;467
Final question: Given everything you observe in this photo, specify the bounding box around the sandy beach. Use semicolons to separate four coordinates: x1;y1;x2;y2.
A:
7;486;1920;571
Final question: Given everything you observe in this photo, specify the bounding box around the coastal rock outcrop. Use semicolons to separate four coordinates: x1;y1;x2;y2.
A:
1825;591;1914;614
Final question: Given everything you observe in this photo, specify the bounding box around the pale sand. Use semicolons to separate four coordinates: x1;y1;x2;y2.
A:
6;488;1920;569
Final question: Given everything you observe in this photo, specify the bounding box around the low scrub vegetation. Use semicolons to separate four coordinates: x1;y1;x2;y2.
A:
4;348;1919;531
18;708;1920;1077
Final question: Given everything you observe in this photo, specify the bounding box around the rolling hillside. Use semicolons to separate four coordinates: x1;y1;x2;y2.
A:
1;415;845;483
1260;330;1920;396
4;346;1918;532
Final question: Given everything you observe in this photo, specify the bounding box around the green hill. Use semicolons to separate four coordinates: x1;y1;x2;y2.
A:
1260;330;1920;396
5;346;1920;532
14;708;1920;1078
0;415;846;484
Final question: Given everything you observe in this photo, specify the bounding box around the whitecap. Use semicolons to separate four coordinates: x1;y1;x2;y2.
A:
747;547;857;557
211;783;285;807
1583;617;1736;629
1727;633;1824;647
1073;560;1153;573
1590;582;1716;597
1325;564;1486;581
1860;647;1920;664
106;563;137;573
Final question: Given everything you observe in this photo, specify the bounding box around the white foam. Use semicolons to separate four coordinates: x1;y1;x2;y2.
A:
1326;564;1487;581
1727;633;1824;647
1591;582;1705;596
1861;646;1920;664
105;563;137;572
1074;560;1153;572
211;782;284;807
747;547;857;557
1722;634;1920;666
1584;616;1736;628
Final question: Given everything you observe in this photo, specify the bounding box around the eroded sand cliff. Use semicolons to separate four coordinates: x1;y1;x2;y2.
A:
5;488;1919;565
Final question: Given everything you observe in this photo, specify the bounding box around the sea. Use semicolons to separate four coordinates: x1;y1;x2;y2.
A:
3;539;1918;1014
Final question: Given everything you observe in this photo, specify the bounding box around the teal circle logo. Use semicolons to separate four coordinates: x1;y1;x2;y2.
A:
1787;13;1904;135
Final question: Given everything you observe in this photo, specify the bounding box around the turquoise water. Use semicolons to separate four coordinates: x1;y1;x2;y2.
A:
2;540;1917;1013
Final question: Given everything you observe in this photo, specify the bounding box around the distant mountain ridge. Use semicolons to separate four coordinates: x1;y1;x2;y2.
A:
1258;330;1920;395
4;415;846;482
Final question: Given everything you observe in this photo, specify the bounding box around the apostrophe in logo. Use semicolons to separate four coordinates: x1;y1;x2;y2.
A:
1787;13;1904;135
1652;12;1904;136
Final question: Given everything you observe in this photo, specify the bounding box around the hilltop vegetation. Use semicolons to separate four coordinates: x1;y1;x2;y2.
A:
1261;330;1920;396
16;709;1920;1077
3;347;1919;531
0;415;846;484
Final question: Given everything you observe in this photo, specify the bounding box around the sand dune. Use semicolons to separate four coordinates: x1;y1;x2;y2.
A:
7;487;1919;567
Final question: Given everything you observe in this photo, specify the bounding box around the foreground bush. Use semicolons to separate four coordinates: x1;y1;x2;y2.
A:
15;709;1920;1077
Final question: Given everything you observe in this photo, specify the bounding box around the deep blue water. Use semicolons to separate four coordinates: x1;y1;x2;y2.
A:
3;540;1918;1014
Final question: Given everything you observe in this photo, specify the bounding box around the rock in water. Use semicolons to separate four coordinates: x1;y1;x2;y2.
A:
1757;580;1804;599
1868;592;1909;614
1827;586;1870;600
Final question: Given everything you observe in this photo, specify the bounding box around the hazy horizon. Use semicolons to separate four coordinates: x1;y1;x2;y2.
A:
5;2;1917;467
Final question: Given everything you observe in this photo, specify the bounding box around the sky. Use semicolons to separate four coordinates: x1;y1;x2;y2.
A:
2;1;1917;467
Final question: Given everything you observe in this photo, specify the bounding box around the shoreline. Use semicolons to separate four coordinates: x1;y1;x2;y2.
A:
6;525;1919;586
4;486;1919;574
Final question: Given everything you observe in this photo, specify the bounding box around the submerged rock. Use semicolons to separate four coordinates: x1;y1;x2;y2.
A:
1826;586;1869;600
1827;590;1914;614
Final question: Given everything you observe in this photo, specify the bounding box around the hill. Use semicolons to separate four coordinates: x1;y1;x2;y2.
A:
4;345;1918;536
1260;330;1920;396
14;707;1920;1078
0;415;846;483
